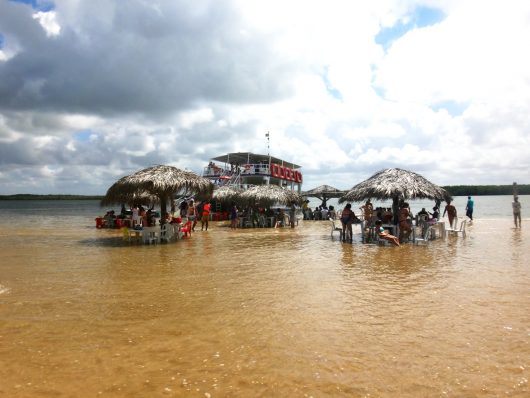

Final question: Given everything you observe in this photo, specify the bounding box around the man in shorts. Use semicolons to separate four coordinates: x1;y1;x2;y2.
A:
201;200;211;231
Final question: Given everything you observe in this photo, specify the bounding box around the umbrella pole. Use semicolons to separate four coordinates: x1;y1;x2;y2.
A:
160;195;168;224
392;196;399;225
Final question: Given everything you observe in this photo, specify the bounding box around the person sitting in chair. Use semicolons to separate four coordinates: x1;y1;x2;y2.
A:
375;220;400;246
429;206;440;221
417;208;429;218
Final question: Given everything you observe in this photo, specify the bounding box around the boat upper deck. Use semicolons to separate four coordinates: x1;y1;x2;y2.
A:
203;152;303;189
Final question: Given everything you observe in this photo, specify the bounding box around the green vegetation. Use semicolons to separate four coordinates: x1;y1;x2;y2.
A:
442;185;530;196
1;185;528;200
0;194;103;200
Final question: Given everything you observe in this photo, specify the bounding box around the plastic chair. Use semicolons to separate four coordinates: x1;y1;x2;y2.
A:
160;224;173;243
121;227;130;242
142;227;159;244
376;235;391;246
413;225;433;244
330;218;343;239
447;220;467;237
180;221;192;238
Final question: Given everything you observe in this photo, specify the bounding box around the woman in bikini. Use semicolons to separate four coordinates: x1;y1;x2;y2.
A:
376;220;400;246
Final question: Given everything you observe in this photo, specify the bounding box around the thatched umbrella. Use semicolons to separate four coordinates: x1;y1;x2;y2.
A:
101;165;213;218
302;184;346;207
100;187;160;208
339;168;451;223
239;185;303;208
211;185;244;204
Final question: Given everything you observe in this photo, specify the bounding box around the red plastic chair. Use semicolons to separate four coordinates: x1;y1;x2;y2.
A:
95;217;104;228
180;221;192;238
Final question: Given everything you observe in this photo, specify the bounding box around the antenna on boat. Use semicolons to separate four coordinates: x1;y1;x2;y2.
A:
265;131;270;157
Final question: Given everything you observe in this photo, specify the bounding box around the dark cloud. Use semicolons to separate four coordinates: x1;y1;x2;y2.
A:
0;0;297;117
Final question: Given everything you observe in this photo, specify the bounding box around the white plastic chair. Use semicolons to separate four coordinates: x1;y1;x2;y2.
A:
413;225;434;244
330;218;343;239
160;224;173;243
447;220;467;237
142;227;160;244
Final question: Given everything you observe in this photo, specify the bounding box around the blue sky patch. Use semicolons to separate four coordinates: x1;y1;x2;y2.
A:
431;100;468;117
9;0;55;12
0;33;4;49
74;130;94;142
376;6;446;50
322;67;343;101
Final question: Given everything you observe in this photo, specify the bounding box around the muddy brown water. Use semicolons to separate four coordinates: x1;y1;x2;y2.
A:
0;200;529;397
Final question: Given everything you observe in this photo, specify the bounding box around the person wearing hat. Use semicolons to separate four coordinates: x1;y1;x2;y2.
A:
512;196;522;228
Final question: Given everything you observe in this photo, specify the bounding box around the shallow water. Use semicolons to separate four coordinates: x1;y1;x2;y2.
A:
0;199;529;397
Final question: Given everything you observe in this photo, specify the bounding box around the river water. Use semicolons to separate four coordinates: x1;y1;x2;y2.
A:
0;196;529;397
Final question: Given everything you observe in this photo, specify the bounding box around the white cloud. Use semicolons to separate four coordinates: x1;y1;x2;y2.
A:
32;11;61;37
0;0;529;194
178;108;215;130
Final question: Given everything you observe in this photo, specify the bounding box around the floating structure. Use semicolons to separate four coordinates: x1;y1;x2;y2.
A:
203;152;303;193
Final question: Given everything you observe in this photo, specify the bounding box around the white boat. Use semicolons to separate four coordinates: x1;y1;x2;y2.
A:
203;152;303;193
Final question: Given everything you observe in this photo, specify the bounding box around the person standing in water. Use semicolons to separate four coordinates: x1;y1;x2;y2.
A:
201;201;211;231
443;200;457;229
512;196;522;228
465;196;474;221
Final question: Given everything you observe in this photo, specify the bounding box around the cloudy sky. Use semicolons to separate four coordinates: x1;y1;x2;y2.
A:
1;0;529;194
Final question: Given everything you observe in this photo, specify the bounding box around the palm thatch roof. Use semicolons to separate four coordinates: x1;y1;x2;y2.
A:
239;185;303;207
302;184;346;199
211;185;244;204
101;165;214;215
339;168;450;203
100;188;159;208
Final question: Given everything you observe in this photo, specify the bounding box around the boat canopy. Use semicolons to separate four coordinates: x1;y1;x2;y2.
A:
211;152;301;170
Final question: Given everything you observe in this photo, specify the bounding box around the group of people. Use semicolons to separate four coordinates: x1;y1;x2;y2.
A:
336;199;446;246
171;199;211;231
131;205;159;228
301;201;338;221
229;201;298;229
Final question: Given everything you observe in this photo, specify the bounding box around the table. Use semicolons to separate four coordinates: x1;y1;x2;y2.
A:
127;227;160;244
433;221;445;238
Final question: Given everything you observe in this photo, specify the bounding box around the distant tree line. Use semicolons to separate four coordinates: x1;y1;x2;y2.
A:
1;185;528;200
0;194;103;200
443;185;530;196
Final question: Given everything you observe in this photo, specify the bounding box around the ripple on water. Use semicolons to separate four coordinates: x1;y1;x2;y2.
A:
0;284;10;295
1;218;530;397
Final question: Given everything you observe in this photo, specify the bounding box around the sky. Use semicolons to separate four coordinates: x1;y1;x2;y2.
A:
0;0;529;195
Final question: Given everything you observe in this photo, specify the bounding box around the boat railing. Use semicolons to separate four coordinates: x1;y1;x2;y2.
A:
203;163;271;177
240;163;270;176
